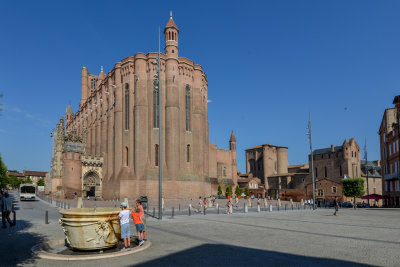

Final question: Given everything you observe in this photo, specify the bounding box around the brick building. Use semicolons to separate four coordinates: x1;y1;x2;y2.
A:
378;96;400;207
305;178;343;205
245;144;308;199
308;139;361;184
49;14;237;200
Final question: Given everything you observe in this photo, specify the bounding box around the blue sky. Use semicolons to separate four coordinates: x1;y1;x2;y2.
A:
0;0;399;173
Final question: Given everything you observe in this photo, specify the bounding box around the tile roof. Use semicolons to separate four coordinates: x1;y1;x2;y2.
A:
313;146;343;155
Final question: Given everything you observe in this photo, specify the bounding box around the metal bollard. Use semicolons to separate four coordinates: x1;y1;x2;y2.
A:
218;206;220;214
153;208;155;217
172;207;174;218
45;210;49;224
292;205;293;211
243;203;246;213
179;204;181;211
189;206;191;216
13;211;16;225
204;207;206;216
68;203;70;209
285;204;287;211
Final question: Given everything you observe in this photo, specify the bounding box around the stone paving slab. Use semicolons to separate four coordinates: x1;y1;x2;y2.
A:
1;190;399;267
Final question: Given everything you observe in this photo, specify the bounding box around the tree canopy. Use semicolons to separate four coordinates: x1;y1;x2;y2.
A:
37;178;45;186
342;177;364;208
0;154;9;189
235;186;242;196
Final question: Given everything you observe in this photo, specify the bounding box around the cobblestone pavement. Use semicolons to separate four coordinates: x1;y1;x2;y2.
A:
1;190;399;267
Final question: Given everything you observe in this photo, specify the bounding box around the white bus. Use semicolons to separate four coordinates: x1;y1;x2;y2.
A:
19;184;36;201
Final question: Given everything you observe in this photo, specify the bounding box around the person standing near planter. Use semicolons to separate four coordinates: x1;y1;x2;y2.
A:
108;202;131;251
136;199;147;242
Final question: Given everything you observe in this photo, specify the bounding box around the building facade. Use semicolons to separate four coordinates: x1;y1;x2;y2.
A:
309;139;361;184
50;14;237;200
245;144;308;199
360;160;382;206
378;96;400;207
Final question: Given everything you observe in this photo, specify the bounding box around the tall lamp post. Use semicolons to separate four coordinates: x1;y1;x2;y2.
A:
152;28;162;220
307;112;316;210
364;138;369;205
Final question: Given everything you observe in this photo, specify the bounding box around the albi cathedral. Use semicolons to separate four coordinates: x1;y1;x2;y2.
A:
48;14;237;200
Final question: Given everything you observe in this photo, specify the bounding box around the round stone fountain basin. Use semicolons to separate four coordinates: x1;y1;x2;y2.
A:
59;207;121;250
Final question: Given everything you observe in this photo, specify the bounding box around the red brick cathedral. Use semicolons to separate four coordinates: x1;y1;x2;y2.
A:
49;14;237;200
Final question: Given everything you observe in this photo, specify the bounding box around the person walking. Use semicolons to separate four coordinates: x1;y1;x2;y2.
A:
1;192;14;228
333;197;339;216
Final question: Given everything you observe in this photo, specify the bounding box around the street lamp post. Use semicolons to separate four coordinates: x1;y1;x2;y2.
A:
307;112;316;210
364;138;370;205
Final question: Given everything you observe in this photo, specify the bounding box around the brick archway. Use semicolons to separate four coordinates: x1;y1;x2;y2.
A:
83;171;100;197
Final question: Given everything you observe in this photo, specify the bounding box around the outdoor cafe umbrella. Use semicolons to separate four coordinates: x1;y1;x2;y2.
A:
361;194;388;200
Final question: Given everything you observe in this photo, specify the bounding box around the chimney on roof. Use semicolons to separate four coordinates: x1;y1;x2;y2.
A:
376;160;381;167
331;144;334;152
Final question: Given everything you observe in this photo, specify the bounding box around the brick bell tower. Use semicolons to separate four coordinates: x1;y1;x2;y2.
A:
164;11;179;58
164;12;180;180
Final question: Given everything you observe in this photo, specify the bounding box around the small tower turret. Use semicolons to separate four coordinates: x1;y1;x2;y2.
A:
229;131;236;151
81;67;88;106
164;11;179;58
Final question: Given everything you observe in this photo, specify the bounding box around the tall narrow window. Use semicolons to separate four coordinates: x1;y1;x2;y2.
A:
125;84;129;129
315;168;318;177
339;165;342;176
155;144;159;166
324;166;327;177
186;144;190;162
185;85;191;131
153;80;159;128
125;147;128;166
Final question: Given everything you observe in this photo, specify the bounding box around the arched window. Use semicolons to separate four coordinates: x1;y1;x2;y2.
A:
185;85;191;131
153;80;159;128
155;144;159;166
125;83;129;129
125;147;128;166
187;144;190;162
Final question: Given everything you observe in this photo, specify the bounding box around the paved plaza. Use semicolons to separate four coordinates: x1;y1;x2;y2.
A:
0;191;399;267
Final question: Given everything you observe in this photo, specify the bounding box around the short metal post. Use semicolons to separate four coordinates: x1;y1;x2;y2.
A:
179;204;181;211
292;205;293;211
68;203;70;209
243;203;245;213
45;210;49;224
218;206;220;214
189;206;191;216
172;207;174;218
153;208;155;217
13;211;16;225
204;207;206;216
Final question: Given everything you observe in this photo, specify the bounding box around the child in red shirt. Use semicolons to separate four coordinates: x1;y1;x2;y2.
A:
131;207;145;246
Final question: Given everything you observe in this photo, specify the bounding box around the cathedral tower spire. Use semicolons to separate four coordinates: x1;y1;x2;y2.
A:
164;11;179;58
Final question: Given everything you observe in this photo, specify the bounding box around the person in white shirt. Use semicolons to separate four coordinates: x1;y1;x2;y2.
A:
109;202;131;251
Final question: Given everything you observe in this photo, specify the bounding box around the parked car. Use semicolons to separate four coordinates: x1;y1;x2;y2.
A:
342;202;353;208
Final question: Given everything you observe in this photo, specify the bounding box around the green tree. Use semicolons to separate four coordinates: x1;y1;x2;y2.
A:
0;153;8;189
217;185;222;195
244;187;250;196
37;178;45;186
342;177;365;209
235;186;242;196
25;177;33;184
225;185;233;197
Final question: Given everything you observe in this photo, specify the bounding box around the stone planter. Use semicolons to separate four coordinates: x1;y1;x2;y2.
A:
59;208;121;250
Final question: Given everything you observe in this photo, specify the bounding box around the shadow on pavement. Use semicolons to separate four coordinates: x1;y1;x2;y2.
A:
135;244;374;267
0;220;44;267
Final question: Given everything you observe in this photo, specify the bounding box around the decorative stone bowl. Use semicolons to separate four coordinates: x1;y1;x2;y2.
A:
59;208;121;250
